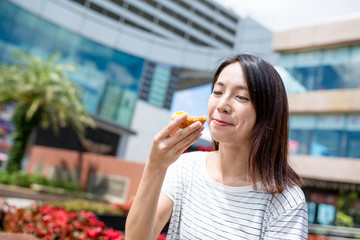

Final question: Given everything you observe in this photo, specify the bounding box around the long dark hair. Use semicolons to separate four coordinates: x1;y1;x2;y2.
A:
211;54;302;194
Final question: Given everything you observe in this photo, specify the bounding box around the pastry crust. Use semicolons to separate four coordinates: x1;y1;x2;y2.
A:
171;111;206;128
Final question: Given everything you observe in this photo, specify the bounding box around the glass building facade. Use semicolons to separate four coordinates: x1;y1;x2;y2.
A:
279;46;360;159
289;114;360;158
0;0;178;130
279;46;360;91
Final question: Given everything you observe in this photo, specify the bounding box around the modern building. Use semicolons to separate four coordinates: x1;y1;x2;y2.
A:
273;16;360;235
0;0;278;164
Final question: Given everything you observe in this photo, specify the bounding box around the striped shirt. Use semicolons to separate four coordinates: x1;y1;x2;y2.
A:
162;151;308;240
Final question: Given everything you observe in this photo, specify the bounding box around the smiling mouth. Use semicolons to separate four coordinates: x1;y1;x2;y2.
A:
213;119;232;126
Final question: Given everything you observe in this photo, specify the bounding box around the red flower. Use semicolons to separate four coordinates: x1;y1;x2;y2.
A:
98;220;105;228
42;214;52;222
158;233;167;240
104;228;122;239
3;204;129;239
40;205;52;213
86;227;103;238
27;224;35;233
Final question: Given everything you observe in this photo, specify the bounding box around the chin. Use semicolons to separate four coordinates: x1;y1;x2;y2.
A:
210;132;229;144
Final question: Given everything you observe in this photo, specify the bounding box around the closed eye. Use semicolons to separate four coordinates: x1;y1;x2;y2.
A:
236;95;250;101
212;91;222;95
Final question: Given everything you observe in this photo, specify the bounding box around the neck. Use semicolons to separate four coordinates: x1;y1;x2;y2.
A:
207;143;251;187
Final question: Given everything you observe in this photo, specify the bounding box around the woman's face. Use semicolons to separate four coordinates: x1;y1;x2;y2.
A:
207;62;256;148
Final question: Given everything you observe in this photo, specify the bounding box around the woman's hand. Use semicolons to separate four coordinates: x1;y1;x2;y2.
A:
148;113;204;170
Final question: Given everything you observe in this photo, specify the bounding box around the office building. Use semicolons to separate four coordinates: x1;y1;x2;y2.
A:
273;16;360;233
0;0;277;163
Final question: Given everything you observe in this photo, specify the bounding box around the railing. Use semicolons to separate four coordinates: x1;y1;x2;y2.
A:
309;224;360;239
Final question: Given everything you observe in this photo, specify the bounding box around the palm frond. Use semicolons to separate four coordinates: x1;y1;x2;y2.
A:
0;51;96;136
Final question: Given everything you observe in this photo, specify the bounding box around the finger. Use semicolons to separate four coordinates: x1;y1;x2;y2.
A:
172;123;204;151
158;113;187;138
172;121;204;143
176;132;202;155
169;128;181;137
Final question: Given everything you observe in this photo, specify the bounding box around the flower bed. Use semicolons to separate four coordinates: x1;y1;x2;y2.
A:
2;204;166;239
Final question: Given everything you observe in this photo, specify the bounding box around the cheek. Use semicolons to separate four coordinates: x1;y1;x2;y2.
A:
248;109;257;130
207;97;215;117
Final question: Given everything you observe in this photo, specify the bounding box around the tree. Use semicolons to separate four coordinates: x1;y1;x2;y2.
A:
0;52;95;172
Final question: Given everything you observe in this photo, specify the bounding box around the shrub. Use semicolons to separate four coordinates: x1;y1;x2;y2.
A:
43;199;126;216
3;204;124;239
3;204;167;240
0;170;82;191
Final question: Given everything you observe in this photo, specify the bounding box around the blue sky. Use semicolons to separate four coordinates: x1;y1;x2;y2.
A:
170;83;212;122
214;0;360;32
170;0;360;141
170;83;213;141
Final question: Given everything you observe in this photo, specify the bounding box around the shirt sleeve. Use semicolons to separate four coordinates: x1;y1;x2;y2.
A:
161;155;183;202
264;203;308;240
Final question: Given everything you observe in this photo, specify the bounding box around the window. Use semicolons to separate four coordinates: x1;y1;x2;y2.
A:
217;22;236;35
161;5;187;23
192;22;211;36
219;9;238;24
70;0;86;5
173;0;191;11
110;0;124;7
346;131;360;158
214;34;233;48
289;129;312;155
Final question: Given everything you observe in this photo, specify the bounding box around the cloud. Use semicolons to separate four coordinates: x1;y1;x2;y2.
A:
214;0;360;31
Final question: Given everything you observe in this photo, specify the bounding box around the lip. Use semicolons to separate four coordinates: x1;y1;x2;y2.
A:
212;118;233;126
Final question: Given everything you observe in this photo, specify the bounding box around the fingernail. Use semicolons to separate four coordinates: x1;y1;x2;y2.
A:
192;121;201;129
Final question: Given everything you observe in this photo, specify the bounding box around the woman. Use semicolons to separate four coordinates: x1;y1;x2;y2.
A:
125;54;308;239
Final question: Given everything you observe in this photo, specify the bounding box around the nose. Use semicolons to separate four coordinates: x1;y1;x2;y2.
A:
217;97;231;114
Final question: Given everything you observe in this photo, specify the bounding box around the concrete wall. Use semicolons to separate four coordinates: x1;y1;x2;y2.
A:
273;16;360;52
9;0;232;71
288;89;360;114
123;100;171;163
236;17;279;65
290;155;360;184
27;146;145;203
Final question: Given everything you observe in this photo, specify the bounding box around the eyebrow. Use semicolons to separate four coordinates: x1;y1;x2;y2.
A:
214;81;248;90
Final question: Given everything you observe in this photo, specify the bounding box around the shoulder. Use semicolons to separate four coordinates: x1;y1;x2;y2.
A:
265;186;308;238
271;185;307;214
167;151;206;173
174;151;206;166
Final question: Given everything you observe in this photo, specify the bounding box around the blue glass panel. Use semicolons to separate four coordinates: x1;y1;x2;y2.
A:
35;19;59;39
98;82;123;120
292;67;320;91
0;0;149;129
289;129;311;155
317;204;336;226
311;130;342;157
76;39;112;71
346;131;360;158
107;50;144;91
7;23;35;51
0;0;17;20
13;7;38;30
319;65;346;90
0;19;11;41
307;202;317;224
279;53;296;68
0;42;17;63
296;50;321;67
31;33;55;57
55;29;81;58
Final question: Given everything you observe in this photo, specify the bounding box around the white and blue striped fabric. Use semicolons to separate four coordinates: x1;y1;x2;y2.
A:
162;151;308;240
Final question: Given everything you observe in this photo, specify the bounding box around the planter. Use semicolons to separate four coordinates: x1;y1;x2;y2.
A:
96;214;169;234
96;214;127;231
30;184;103;201
0;184;69;201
